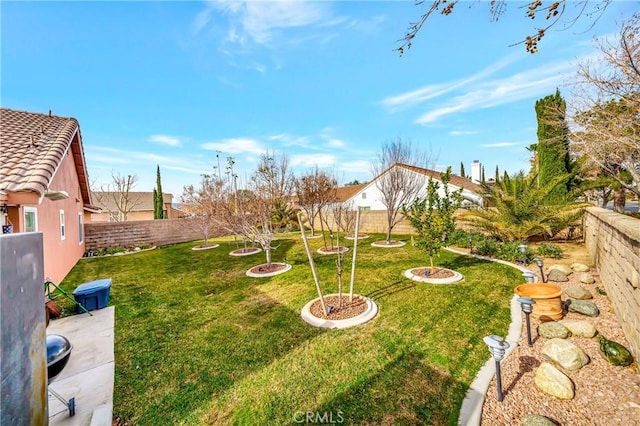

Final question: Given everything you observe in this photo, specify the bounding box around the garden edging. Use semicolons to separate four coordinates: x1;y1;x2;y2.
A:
446;247;527;426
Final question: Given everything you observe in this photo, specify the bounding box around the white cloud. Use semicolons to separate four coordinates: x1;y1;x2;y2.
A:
149;134;182;147
197;0;336;47
380;53;519;112
267;133;310;148
201;138;265;155
415;60;574;124
450;130;478;136
482;142;521;148
290;153;337;168
327;138;345;148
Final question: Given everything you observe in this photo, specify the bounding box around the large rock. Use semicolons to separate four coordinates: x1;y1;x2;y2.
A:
579;273;596;284
566;299;599;317
559;320;597;338
564;286;593;300
547;269;569;282
534;362;575;399
522;414;557;426
571;262;590;272
538;321;571;339
549;264;573;276
542;338;590;370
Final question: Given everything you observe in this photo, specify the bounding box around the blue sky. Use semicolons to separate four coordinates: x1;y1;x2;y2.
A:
2;1;636;198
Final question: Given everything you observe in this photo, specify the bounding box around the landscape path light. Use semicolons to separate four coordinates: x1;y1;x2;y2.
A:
522;271;537;283
468;236;473;254
517;297;536;347
483;335;510;402
534;257;546;283
518;243;528;266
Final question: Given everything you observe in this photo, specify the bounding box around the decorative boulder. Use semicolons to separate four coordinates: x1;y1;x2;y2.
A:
558;320;597;338
564;286;593;300
534;362;575;399
538;322;571;339
570;262;590;272
542;338;590;371
547;269;569;282
522;413;557;426
549;264;573;276
566;299;599;317
579;273;595;284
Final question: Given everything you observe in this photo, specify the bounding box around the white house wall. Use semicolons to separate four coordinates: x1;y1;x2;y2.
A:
344;168;482;210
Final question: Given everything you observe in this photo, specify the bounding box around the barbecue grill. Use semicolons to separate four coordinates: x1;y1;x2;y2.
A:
46;334;76;417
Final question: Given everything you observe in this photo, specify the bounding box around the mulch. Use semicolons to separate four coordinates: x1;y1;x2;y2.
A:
409;267;455;279
309;295;368;320
248;263;287;274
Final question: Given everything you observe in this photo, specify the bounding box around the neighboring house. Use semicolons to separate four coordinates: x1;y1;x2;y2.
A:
0;108;98;283
337;163;484;209
90;192;180;222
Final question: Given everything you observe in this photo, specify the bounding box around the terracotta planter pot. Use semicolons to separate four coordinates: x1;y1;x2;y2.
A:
515;283;563;321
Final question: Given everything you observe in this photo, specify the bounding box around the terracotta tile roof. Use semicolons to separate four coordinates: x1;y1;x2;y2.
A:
91;192;173;212
335;183;368;202
0;108;93;205
394;163;483;193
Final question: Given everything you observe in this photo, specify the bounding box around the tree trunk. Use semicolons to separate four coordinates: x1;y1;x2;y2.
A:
265;247;272;267
613;189;626;213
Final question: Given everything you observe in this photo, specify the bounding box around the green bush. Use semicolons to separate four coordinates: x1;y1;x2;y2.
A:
104;247;126;255
535;242;563;259
474;238;500;257
497;241;534;263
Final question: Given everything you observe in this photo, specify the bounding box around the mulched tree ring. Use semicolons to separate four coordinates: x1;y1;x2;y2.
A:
403;266;464;284
317;246;349;255
309;295;368;321
344;234;370;240
229;247;262;257
245;262;292;278
371;240;406;248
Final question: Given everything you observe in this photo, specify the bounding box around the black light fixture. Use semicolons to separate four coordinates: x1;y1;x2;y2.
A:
0;204;7;215
483;335;510;402
517;297;536;347
522;271;537;283
534;257;546;283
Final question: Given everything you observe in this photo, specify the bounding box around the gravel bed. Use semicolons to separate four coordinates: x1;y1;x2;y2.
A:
481;265;640;425
309;295;367;320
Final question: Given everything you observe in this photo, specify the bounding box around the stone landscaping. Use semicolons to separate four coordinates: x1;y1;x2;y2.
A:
481;259;640;425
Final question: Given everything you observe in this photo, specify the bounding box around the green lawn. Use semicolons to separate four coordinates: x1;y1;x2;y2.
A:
58;233;522;425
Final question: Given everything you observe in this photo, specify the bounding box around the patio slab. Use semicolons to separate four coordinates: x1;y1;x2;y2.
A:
46;306;114;425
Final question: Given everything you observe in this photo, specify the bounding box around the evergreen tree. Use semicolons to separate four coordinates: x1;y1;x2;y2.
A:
495;165;500;183
535;89;571;203
460;161;466;178
481;166;485;183
154;165;164;219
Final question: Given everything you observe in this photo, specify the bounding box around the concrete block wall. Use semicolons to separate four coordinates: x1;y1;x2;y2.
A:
84;218;222;251
583;206;640;360
315;210;414;235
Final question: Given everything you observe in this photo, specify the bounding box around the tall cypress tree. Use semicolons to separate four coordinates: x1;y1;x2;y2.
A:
154;165;164;219
460;161;466;178
495;165;500;183
535;89;570;203
481;166;485;183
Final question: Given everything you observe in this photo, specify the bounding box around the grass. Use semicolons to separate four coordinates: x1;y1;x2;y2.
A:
57;233;523;425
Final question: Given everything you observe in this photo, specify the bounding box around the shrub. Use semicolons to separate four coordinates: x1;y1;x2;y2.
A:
473;238;500;257
105;247;126;255
497;241;534;263
535;242;563;259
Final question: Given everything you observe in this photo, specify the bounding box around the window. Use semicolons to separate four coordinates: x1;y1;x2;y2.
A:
78;213;83;243
59;210;66;240
359;206;371;211
362;192;367;200
24;207;37;232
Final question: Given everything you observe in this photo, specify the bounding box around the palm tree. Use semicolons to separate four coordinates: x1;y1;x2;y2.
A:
458;172;585;242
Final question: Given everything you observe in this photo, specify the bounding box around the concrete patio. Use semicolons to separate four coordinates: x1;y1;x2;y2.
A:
46;306;115;425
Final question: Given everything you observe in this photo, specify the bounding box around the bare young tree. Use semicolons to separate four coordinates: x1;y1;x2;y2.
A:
570;13;640;199
371;138;434;243
223;151;294;268
180;174;225;247
94;172;142;222
295;166;338;237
